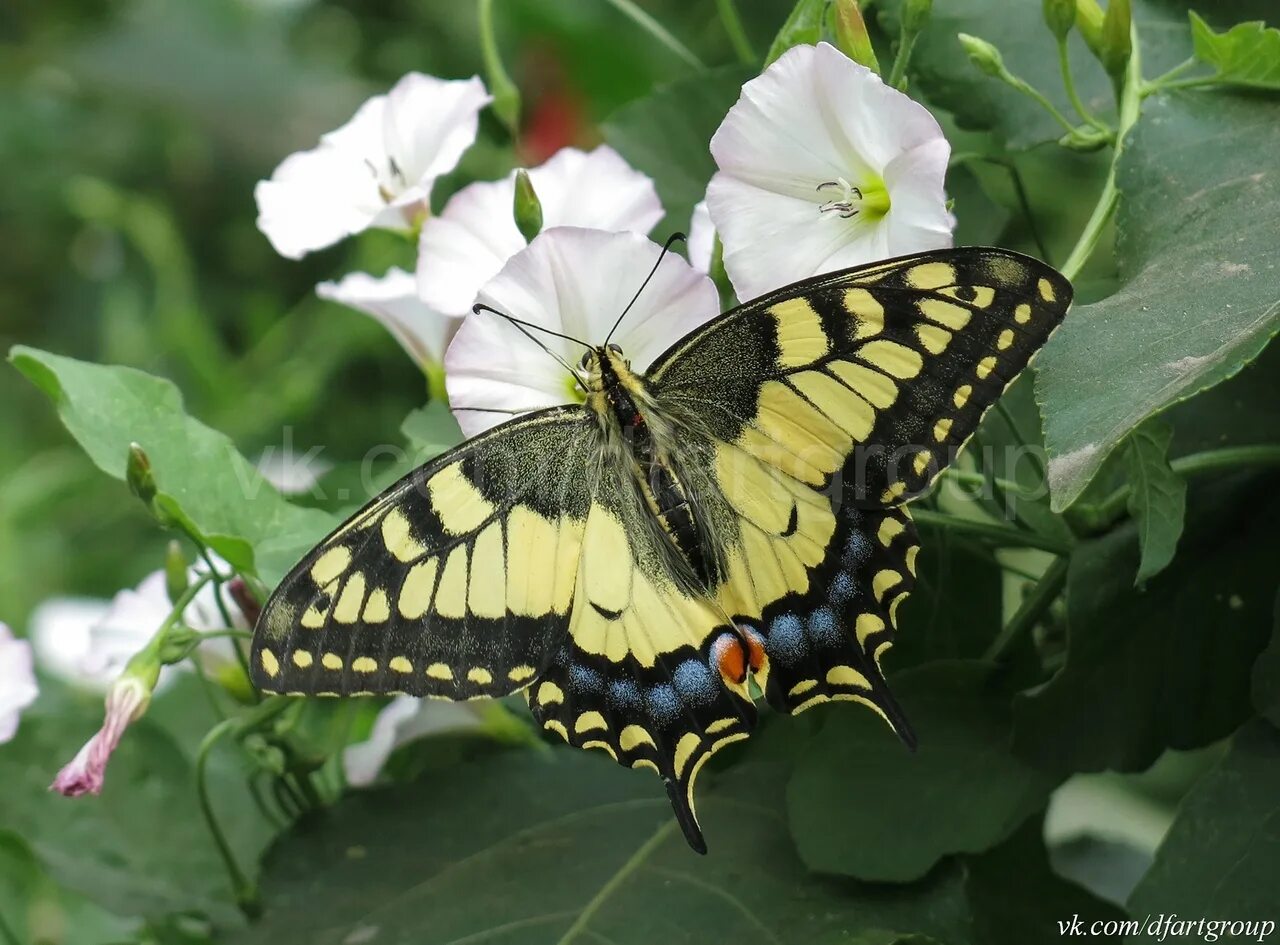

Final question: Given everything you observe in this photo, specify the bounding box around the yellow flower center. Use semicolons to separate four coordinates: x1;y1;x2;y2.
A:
816;175;891;222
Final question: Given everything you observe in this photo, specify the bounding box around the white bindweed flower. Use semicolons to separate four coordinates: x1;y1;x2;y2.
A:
317;268;458;369
687;199;714;274
707;42;953;300
30;560;243;692
417;146;664;316
342;696;486;787
445;227;719;437
0;623;38;744
255;73;491;259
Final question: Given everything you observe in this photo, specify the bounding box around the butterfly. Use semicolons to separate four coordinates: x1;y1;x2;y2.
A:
250;246;1071;852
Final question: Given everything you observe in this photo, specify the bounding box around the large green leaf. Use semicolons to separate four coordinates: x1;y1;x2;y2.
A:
1122;419;1186;584
232;734;978;945
0;683;272;926
1012;480;1279;775
964;817;1127;944
0;829;138;945
1189;11;1280;90
602;66;751;237
1035;92;1280;510
1126;720;1280;934
788;661;1057;882
9;346;334;581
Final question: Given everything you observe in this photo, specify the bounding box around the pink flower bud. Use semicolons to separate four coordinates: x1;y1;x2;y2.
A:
50;675;151;797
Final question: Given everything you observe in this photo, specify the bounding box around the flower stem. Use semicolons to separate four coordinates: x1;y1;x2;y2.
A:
1057;36;1108;131
601;0;705;71
1083;445;1280;530
195;697;293;917
910;508;1072;555
1141;56;1197;95
1059;23;1143;282
887;30;920;90
714;0;756;64
477;0;521;135
983;556;1069;662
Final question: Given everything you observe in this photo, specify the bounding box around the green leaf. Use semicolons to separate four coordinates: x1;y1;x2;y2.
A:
964;816;1127;944
1127;719;1280;924
883;538;1005;671
1012;480;1279;776
1251;590;1280;727
400;400;463;458
0;829;139;945
1122;419;1186;583
0;682;273;926
765;0;826;66
9;346;334;582
602;65;750;236
232;735;979;945
1189;10;1280;90
788;661;1057;882
1036;92;1280;510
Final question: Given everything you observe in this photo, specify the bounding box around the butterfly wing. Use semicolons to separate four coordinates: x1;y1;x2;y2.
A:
649;248;1071;727
251;406;598;698
524;463;757;853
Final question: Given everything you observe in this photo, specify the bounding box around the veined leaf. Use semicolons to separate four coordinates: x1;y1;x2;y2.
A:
1189;11;1280;90
1036;93;1280;510
1122;419;1186;583
10;346;334;583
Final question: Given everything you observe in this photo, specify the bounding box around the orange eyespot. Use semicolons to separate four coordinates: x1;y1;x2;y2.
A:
711;633;747;686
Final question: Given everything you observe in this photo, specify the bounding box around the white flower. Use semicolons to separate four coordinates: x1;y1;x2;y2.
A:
317;268;458;368
30;560;242;692
255;73;491;259
707;42;953;301
445;227;720;436
0;623;38;744
342;696;485;787
687;199;714;274
417;146;664;316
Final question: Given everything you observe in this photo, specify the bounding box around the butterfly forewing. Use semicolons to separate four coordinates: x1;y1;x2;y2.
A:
251;407;597;698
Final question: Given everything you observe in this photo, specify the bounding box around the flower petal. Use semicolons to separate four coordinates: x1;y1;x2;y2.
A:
882;138;955;251
0;623;38;744
254;145;385;259
445;227;718;435
417;146;662;316
382;74;491;204
318;268;459;366
343;696;484;787
687;199;714;274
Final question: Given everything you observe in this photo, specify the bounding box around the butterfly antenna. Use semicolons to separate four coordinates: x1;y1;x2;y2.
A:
472;303;586;389
604;232;687;346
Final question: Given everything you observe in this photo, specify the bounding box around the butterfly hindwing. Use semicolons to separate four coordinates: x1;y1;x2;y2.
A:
651;248;1071;729
251;407;598;698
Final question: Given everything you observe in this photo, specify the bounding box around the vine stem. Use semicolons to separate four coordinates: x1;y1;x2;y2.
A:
196;697;293;917
983;556;1069;662
1060;23;1143;282
714;0;756;65
910;508;1071;555
887;31;920;90
601;0;705;71
1057;36;1108;132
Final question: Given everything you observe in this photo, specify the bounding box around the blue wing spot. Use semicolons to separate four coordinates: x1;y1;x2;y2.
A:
808;606;843;645
646;684;683;726
844;530;872;566
828;571;857;607
569;663;604;695
767;613;808;666
672;659;718;707
608;678;642;712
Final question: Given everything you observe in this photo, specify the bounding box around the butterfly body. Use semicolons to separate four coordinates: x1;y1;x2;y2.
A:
251;248;1072;853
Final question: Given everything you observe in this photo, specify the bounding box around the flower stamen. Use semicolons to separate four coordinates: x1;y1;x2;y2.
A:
817;178;864;218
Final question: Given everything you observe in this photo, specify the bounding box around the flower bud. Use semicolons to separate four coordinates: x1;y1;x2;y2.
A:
1042;0;1076;39
1098;0;1132;78
833;0;881;73
513;169;543;243
126;442;155;505
957;33;1005;79
228;578;263;628
1074;0;1105;56
50;667;156;797
164;540;188;605
902;0;933;33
